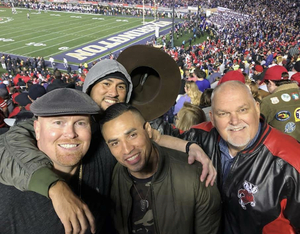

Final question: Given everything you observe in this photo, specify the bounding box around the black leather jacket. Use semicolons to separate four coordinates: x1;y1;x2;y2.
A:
169;116;300;234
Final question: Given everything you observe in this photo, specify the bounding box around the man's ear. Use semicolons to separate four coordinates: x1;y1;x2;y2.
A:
34;119;40;141
255;101;261;117
144;122;152;138
209;111;215;127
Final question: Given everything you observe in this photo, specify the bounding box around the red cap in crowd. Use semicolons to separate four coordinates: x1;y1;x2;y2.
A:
260;65;288;84
254;65;263;72
218;70;245;85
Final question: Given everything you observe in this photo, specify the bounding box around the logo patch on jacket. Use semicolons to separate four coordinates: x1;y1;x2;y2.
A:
237;181;258;210
281;94;291;102
285;122;296;133
270;97;279;104
291;92;299;100
275;111;291;121
295;108;300;122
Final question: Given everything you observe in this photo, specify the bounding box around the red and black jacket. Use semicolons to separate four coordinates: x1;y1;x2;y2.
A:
172;116;300;234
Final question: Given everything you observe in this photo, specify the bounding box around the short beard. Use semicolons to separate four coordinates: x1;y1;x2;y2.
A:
55;145;83;167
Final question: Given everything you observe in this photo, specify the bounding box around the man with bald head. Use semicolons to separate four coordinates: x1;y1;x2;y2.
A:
158;81;300;233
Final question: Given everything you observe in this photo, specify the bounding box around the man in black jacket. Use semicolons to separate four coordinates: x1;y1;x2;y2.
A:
101;103;221;234
157;80;300;233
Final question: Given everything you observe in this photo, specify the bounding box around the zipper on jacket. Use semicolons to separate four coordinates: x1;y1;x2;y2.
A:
150;184;160;234
222;154;240;195
127;185;133;234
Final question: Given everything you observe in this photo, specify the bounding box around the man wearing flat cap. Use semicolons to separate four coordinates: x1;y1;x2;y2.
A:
0;89;115;233
0;46;216;233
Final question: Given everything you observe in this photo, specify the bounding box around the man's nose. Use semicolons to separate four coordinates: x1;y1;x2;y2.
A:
63;125;78;138
122;141;134;155
108;85;118;97
229;113;240;125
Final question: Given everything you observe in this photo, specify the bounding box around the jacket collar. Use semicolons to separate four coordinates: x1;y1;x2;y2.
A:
240;115;271;155
274;83;299;93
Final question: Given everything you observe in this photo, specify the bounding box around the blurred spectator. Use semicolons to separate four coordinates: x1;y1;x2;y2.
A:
252;65;265;83
9;84;46;118
0;97;8;134
185;81;202;106
0;84;14;115
245;79;263;102
193;68;211;92
260;65;300;141
4;111;34;128
291;61;300;87
199;88;213;121
0;97;8;118
174;102;206;131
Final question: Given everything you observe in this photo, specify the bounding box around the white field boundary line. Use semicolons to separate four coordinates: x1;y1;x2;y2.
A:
2;19;141;54
46;20;170;58
0;15;134;49
1;9;164;58
1;21;172;63
66;22;172;62
1;8;144;33
1;19;152;58
0;19;135;49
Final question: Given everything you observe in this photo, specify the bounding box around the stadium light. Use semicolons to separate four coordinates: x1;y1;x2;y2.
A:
153;0;156;21
171;0;175;48
143;0;145;24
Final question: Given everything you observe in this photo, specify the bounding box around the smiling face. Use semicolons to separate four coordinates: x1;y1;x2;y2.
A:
102;111;157;179
90;78;127;111
209;81;260;156
34;115;91;174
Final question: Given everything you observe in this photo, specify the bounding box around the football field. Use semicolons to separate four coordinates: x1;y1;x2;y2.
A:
0;8;172;66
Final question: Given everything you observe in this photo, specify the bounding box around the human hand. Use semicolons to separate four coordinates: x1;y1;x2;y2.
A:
187;143;217;187
49;181;96;234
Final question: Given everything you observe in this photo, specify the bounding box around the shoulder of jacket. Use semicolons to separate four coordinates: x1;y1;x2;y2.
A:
263;128;300;173
165;148;203;174
192;121;214;132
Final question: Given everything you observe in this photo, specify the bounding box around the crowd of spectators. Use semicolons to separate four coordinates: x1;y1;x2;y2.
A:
1;0;300;133
10;1;190;19
0;56;87;132
164;0;300;80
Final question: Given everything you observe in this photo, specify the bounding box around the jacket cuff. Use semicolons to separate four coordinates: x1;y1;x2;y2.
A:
28;167;61;198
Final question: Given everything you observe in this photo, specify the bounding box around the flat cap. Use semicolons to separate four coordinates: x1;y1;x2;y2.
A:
30;88;100;117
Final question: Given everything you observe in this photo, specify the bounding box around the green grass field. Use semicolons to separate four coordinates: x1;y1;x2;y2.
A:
0;7;208;74
0;8;164;64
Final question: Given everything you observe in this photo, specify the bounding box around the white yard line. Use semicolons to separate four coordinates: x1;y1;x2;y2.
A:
0;16;135;49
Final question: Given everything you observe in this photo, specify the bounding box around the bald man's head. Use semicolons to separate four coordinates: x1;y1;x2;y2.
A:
209;81;261;156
